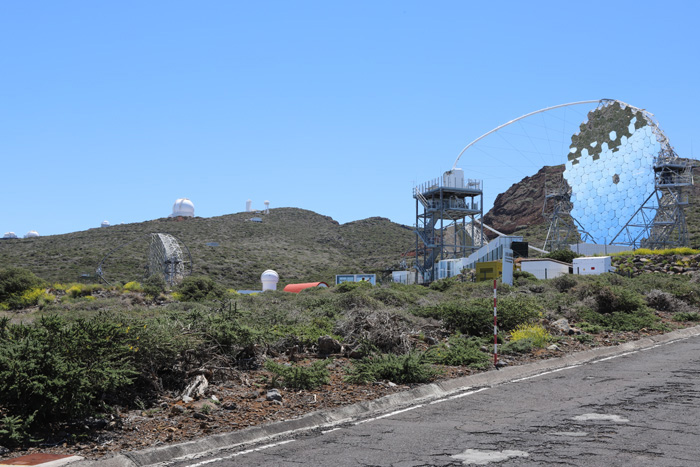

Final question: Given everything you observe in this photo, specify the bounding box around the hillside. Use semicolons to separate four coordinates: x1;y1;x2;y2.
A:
483;162;700;250
0;208;414;289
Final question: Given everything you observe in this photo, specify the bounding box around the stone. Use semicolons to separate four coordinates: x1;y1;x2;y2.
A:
222;402;238;410
170;405;185;415
266;389;282;402
0;445;9;456
193;412;209;421
182;395;193;403
551;318;571;335
547;344;561;351
317;335;342;355
182;374;208;400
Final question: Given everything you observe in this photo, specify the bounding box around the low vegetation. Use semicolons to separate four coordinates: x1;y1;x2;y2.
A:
1;264;699;447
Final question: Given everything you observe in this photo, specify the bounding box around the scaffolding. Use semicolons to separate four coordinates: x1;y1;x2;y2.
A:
613;151;693;248
542;171;593;251
413;170;483;283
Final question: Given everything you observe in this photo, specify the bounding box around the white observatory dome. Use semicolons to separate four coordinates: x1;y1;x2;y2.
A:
3;232;18;239
24;230;40;238
101;220;110;228
261;269;279;292
170;198;195;218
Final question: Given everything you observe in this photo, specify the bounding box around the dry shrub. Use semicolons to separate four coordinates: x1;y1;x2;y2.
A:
645;289;694;314
335;309;429;354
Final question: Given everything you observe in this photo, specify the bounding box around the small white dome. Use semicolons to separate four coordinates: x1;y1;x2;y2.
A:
3;232;18;239
101;220;110;228
170;198;195;218
261;269;279;291
24;230;40;238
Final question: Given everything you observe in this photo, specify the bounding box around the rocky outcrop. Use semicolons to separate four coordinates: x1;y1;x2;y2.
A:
483;165;562;235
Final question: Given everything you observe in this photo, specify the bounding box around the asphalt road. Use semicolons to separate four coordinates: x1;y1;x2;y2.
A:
168;335;700;467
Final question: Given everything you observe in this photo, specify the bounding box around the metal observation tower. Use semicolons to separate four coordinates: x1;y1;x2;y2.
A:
413;169;484;283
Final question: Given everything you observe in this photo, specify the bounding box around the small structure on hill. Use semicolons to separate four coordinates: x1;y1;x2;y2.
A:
261;270;279;291
2;232;18;239
573;256;613;275
335;274;376;285
101;220;111;228
284;282;329;293
169;198;195;218
24;230;40;238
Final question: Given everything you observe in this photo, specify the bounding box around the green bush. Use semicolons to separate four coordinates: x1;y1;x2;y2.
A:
176;275;227;302
501;338;534;354
673;312;700;322
545;249;580;264
513;270;537;281
551;274;578;293
592;285;646;314
143;275;167;298
0;267;45;309
0;414;37;447
264;359;330;389
424;335;490;368
0;314;137;444
271;317;338;349
417;295;541;337
579;308;661;332
429;277;458;292
345;352;439;384
333;281;372;293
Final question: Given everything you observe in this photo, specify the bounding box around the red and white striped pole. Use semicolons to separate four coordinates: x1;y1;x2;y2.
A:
493;279;498;365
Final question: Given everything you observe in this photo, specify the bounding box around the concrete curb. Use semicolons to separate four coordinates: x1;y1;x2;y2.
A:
74;325;700;466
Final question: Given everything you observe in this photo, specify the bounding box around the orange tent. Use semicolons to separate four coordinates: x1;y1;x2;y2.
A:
283;282;329;293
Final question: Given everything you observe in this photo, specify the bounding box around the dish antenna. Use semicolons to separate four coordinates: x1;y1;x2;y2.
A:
453;99;692;249
96;232;192;287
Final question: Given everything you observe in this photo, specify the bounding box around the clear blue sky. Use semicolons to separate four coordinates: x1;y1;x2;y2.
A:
2;1;698;236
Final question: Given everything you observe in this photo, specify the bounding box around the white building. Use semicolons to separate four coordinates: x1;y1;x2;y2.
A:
261;269;279;291
169;198;195;218
24;230;40;238
519;258;571;280
572;256;614;275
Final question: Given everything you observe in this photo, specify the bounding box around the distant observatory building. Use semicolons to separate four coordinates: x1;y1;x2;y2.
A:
2;232;18;239
24;230;40;238
101;220;111;228
169;198;195;218
246;199;253;212
261;269;279;292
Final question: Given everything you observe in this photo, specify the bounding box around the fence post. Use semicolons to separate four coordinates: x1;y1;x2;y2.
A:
493;279;498;365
